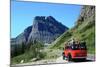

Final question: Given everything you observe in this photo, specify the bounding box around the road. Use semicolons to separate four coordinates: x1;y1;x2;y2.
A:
56;54;95;63
11;54;95;67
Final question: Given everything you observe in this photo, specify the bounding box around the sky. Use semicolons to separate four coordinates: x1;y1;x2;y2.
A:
11;1;82;38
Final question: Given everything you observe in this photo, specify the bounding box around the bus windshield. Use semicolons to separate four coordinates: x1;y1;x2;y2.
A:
71;43;87;50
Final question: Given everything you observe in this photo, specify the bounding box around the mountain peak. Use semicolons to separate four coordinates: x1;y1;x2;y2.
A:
34;16;45;21
34;16;56;23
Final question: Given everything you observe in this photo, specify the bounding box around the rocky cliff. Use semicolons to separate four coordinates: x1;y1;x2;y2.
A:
28;16;68;44
76;5;95;25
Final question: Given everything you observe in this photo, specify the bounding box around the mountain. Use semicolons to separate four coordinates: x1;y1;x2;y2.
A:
11;16;68;46
11;26;32;45
51;5;95;54
28;16;68;44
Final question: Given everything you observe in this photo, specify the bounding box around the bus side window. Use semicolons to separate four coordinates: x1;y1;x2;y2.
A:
65;46;71;50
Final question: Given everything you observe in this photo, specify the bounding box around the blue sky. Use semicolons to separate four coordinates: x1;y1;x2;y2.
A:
11;1;82;38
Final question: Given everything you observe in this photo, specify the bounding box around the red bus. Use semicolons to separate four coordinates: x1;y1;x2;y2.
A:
62;42;87;61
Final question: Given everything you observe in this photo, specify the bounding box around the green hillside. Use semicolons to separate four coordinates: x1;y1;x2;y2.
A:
50;13;95;54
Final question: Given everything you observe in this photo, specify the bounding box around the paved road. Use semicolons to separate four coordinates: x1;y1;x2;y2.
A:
11;54;95;67
87;54;95;61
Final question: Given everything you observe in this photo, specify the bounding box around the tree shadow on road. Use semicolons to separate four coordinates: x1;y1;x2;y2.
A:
72;59;94;62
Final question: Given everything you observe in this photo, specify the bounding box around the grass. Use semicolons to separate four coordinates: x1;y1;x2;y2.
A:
11;52;32;64
50;30;72;49
43;49;62;59
11;50;46;64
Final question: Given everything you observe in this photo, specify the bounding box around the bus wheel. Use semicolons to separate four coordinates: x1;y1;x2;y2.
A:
68;54;72;62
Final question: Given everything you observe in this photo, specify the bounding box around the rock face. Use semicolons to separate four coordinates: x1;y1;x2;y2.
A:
28;16;68;44
76;6;95;25
11;16;68;46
